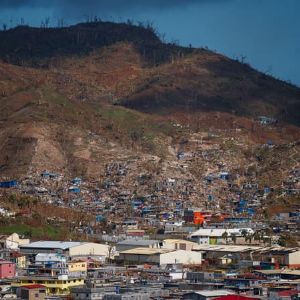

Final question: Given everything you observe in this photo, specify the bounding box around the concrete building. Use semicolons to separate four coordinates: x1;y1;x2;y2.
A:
71;287;116;300
118;248;202;266
17;284;46;300
116;239;160;252
11;276;84;295
35;253;66;265
182;290;235;300
103;293;150;300
68;261;87;277
20;241;110;261
71;286;167;300
10;251;27;269
0;233;30;250
257;247;300;268
163;239;199;251
190;228;254;245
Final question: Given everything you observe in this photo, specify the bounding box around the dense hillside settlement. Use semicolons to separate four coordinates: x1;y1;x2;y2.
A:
0;21;299;299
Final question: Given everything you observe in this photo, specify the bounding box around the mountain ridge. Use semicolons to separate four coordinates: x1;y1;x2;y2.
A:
0;21;299;187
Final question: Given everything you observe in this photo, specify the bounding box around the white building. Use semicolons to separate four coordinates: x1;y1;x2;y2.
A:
116;239;160;252
190;228;253;245
0;233;30;250
20;241;110;261
35;253;66;265
118;248;202;266
163;239;199;251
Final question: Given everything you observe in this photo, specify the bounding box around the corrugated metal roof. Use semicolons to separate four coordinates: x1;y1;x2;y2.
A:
117;239;159;246
192;245;262;252
256;269;300;276
190;228;253;237
187;290;234;297
163;239;197;245
20;241;85;250
120;247;173;255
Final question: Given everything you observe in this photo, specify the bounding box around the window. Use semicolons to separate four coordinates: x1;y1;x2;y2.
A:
35;294;39;297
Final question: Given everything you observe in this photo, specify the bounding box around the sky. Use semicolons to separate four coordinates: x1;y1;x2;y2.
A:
0;0;299;86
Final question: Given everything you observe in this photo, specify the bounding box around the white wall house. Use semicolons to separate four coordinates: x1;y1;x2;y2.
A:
190;228;253;245
119;248;202;266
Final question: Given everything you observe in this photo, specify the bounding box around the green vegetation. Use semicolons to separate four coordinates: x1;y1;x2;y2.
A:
0;223;63;240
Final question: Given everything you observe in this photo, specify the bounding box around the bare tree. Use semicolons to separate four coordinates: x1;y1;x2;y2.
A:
41;17;51;28
57;18;65;28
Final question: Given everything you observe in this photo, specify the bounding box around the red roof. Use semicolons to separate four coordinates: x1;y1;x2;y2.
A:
213;296;260;300
21;284;46;290
10;252;24;258
277;289;298;297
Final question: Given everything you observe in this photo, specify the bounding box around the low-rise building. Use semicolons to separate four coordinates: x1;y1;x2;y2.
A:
20;241;110;261
0;233;30;250
182;290;235;300
118;248;202;266
116;239;160;252
11;276;85;295
71;286;116;300
163;239;199;251
190;228;253;245
68;261;87;277
17;284;47;300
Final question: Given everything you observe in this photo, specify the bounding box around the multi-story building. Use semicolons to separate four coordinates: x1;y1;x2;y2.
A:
11;276;85;295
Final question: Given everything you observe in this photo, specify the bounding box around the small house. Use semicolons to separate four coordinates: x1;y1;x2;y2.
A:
219;172;230;180
72;177;82;185
17;284;47;300
41;171;50;178
0;180;17;188
68;186;81;193
258;116;277;125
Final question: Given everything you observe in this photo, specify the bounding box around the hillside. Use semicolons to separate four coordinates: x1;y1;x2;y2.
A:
0;22;192;66
1;22;299;126
0;21;299;214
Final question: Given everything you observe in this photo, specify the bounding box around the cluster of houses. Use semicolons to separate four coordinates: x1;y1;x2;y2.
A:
1;162;299;241
0;232;300;299
0;130;299;299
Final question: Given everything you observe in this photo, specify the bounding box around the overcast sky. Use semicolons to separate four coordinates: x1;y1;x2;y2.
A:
0;0;299;86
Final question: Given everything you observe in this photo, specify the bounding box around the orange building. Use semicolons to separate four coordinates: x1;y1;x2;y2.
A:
193;212;204;225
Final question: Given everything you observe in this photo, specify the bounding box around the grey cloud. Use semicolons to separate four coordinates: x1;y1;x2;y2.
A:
0;0;225;12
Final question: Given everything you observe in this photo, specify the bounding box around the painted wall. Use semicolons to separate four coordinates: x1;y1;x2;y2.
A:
0;262;16;279
160;250;202;266
69;243;110;258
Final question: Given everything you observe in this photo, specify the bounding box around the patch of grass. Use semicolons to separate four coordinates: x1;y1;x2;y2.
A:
0;223;63;240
